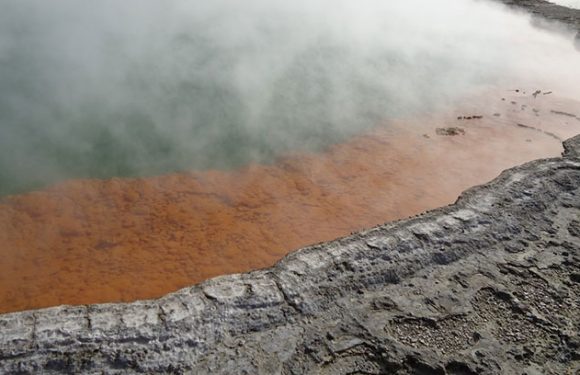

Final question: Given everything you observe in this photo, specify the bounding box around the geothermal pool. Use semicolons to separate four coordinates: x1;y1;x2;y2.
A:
1;0;580;313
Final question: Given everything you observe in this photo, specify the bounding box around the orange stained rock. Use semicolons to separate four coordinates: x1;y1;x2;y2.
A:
0;91;579;314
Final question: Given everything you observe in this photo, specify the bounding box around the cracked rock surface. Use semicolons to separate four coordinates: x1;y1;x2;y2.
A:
1;136;580;374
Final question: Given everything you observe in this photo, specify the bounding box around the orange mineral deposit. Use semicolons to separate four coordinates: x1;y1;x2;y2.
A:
0;92;579;314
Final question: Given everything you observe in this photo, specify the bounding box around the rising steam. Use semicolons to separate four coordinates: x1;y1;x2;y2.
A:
547;0;580;9
0;0;579;195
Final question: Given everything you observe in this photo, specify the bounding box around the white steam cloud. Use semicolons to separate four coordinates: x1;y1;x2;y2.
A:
547;0;580;9
0;0;579;194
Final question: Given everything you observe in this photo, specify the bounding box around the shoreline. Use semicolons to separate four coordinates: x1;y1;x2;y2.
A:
498;0;580;28
1;134;579;373
1;1;580;372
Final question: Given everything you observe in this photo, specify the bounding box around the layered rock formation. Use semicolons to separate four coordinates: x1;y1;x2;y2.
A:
1;136;579;373
1;2;580;373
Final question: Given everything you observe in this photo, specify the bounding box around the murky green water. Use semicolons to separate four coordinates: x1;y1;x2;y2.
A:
1;0;579;196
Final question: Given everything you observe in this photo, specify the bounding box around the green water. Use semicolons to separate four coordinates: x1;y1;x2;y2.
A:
0;43;417;195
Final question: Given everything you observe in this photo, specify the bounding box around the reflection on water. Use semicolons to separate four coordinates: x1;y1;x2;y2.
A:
1;91;578;313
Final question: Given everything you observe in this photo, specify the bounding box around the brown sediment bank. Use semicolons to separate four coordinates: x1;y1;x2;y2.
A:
0;90;579;313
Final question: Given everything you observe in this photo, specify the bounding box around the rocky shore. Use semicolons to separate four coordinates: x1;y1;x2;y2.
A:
1;1;580;373
1;135;580;373
498;0;580;32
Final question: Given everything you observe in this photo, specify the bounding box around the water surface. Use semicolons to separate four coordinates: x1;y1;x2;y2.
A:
1;0;579;194
1;0;580;312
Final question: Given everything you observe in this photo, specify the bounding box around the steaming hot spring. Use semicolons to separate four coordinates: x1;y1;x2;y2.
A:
0;0;579;313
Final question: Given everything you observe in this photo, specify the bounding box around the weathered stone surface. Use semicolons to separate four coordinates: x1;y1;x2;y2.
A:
1;134;580;373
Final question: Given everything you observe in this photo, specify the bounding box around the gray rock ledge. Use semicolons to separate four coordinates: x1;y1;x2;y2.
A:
497;0;580;33
2;136;580;374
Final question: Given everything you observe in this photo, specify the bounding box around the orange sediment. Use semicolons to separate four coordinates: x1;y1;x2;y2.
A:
1;91;579;313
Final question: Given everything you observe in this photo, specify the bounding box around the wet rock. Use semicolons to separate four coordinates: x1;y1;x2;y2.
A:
436;127;466;136
563;135;580;158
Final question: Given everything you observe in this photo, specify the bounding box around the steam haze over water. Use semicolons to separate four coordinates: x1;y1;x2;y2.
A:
1;0;579;195
548;0;580;9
